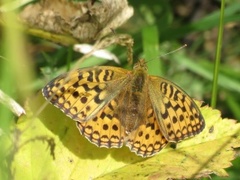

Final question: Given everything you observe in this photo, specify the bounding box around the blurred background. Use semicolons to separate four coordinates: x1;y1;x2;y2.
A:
0;0;239;179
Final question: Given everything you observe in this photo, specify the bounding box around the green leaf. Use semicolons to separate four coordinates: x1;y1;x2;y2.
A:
11;93;240;179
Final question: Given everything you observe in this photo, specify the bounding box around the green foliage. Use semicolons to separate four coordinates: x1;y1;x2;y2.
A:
0;0;240;179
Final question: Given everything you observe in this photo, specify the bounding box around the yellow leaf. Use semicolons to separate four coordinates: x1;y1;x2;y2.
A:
12;93;240;179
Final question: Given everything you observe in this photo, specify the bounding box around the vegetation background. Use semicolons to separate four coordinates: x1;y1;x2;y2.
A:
0;0;240;179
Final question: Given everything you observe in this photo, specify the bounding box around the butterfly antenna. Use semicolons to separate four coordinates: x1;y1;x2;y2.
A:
160;44;187;58
145;44;187;63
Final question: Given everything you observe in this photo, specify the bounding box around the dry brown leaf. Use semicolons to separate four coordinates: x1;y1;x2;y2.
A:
19;0;133;43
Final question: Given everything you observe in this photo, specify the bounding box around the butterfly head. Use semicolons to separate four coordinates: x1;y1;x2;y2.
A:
133;59;148;71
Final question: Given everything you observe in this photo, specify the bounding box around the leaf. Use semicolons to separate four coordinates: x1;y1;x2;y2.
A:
11;93;240;179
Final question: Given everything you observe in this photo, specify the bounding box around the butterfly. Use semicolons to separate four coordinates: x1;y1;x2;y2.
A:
42;59;205;157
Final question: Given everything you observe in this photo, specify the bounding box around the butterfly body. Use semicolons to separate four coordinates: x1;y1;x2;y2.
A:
42;59;205;157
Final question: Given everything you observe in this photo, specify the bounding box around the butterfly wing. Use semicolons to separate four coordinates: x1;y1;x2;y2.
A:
75;83;169;156
148;76;205;142
42;66;134;148
76;98;126;148
42;66;131;122
126;103;168;157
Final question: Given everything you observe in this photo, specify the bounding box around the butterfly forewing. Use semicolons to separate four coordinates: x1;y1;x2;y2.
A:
42;66;131;122
148;77;205;142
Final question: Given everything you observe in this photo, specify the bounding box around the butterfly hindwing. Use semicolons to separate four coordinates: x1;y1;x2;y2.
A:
76;98;126;148
126;103;168;157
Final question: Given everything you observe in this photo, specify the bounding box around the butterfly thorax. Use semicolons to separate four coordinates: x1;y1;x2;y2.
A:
119;60;149;134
